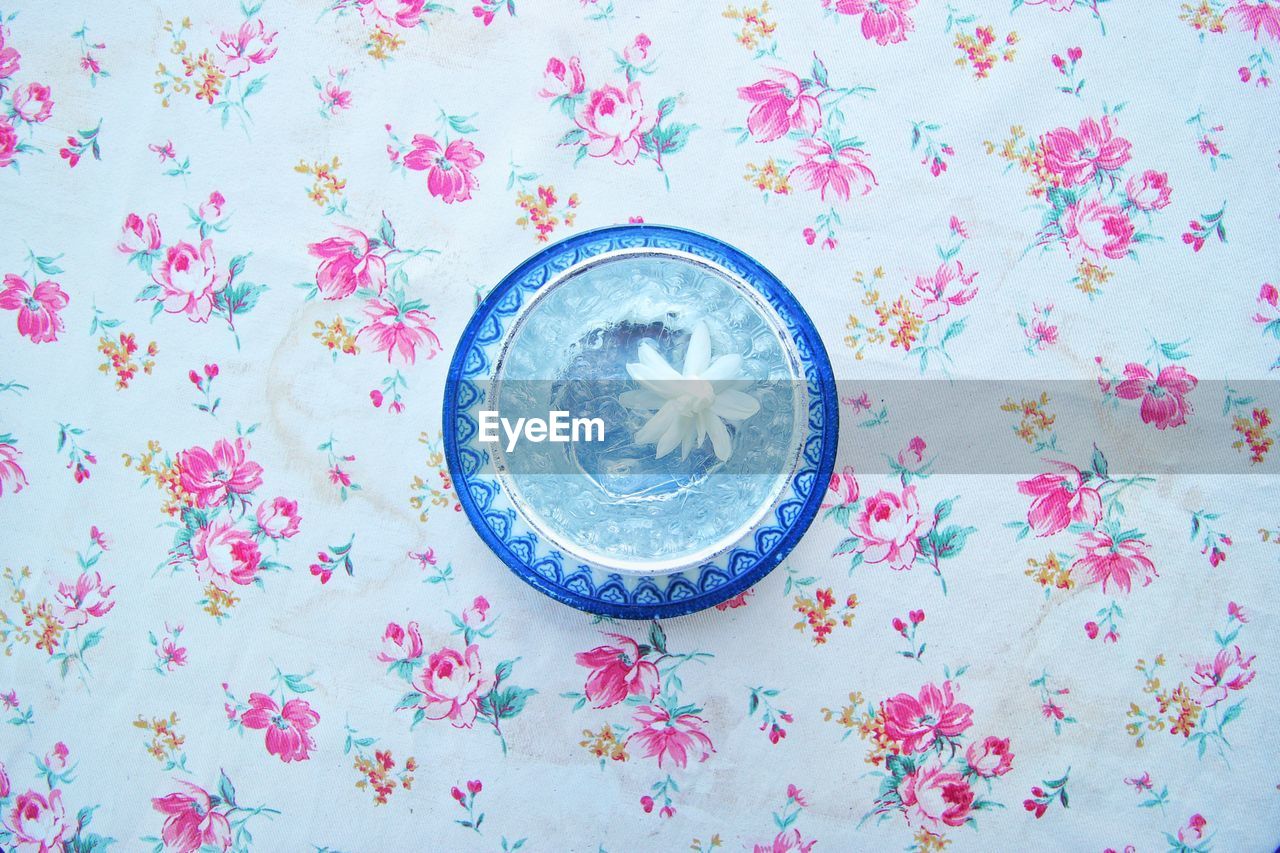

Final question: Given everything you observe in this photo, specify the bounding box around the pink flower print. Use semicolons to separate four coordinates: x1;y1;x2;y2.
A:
378;621;424;662
403;136;484;203
149;140;176;161
622;33;651;64
753;828;817;853
215;19;277;77
1113;363;1197;430
198;191;226;224
540;56;586;98
1178;814;1209;844
309;228;387;301
118;213;162;254
850;486;925;571
822;464;859;508
965;736;1014;778
883;681;973;753
356;298;442;365
1229;1;1280;41
1228;600;1250;623
157;637;188;671
152;783;232;853
0;25;18;80
461;595;490;627
152;239;224;322
575;83;656;165
0;276;69;344
897;763;975;831
1017;462;1103;537
0;441;26;497
1042;116;1132;186
44;743;69;771
626;705;715;769
11;82;53;123
54;572;115;628
737;69;821;144
240;693;320;762
321;79;352;113
178;438;263;508
575;633;660;709
0;116;17;168
5;788;68;853
412;644;495;728
1071;530;1157;594
255;496;301;539
1060;195;1134;261
788;138;876;201
190;519;263;591
831;0;918;46
1125;169;1172;211
1191;645;1256;707
911;261;978;322
358;0;430;28
0;761;8;798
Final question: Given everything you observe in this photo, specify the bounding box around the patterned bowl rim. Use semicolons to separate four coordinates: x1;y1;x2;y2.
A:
443;224;838;619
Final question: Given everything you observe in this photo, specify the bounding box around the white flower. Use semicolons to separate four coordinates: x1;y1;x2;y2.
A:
620;320;761;462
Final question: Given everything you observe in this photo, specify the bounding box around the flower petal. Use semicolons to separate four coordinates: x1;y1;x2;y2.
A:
711;389;760;421
683;321;712;377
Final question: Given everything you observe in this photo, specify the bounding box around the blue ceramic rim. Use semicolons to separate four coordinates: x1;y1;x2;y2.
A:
443;225;838;619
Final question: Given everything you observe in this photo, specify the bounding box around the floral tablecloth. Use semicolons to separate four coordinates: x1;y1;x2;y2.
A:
2;0;1279;851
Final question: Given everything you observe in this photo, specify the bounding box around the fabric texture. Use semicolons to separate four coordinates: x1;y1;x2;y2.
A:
1;1;1278;851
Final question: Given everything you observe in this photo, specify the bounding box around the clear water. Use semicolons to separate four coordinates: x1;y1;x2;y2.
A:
490;252;805;572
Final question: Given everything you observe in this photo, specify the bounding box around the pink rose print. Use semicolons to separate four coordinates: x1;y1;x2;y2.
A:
851;486;925;571
190;519;263;590
1177;813;1209;844
789;138;876;200
1229;1;1280;41
828;0;918;46
1071;530;1156;593
118;213;162;254
215;19;278;77
254;496;301;539
753;828;816;853
1113;363;1197;429
358;0;431;28
575;83;656;165
356;298;442;365
1060;195;1134;261
5;788;68;852
1043;116;1131;185
737;69;821;143
378;621;424;662
965;736;1015;778
54;572;115;628
240;692;320;762
897;763;974;831
626;705;715;769
1125;169;1171;211
178;438;264;508
540;56;586;98
461;594;490;627
1017;462;1103;537
883;681;973;754
11;82;53;123
152;240;225;322
0;441;27;497
0;117;17;168
44;742;69;772
309;227;388;300
1190;645;1256;707
0;761;8;798
412;644;495;728
0;276;68;344
911;261;978;322
152;783;232;853
0;24;19;79
575;633;660;709
403;136;485;203
822;464;859;508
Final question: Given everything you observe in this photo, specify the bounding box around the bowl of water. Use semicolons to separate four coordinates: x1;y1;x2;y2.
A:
444;225;836;618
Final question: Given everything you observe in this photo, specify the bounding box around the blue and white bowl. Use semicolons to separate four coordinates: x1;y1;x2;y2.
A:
443;225;837;618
